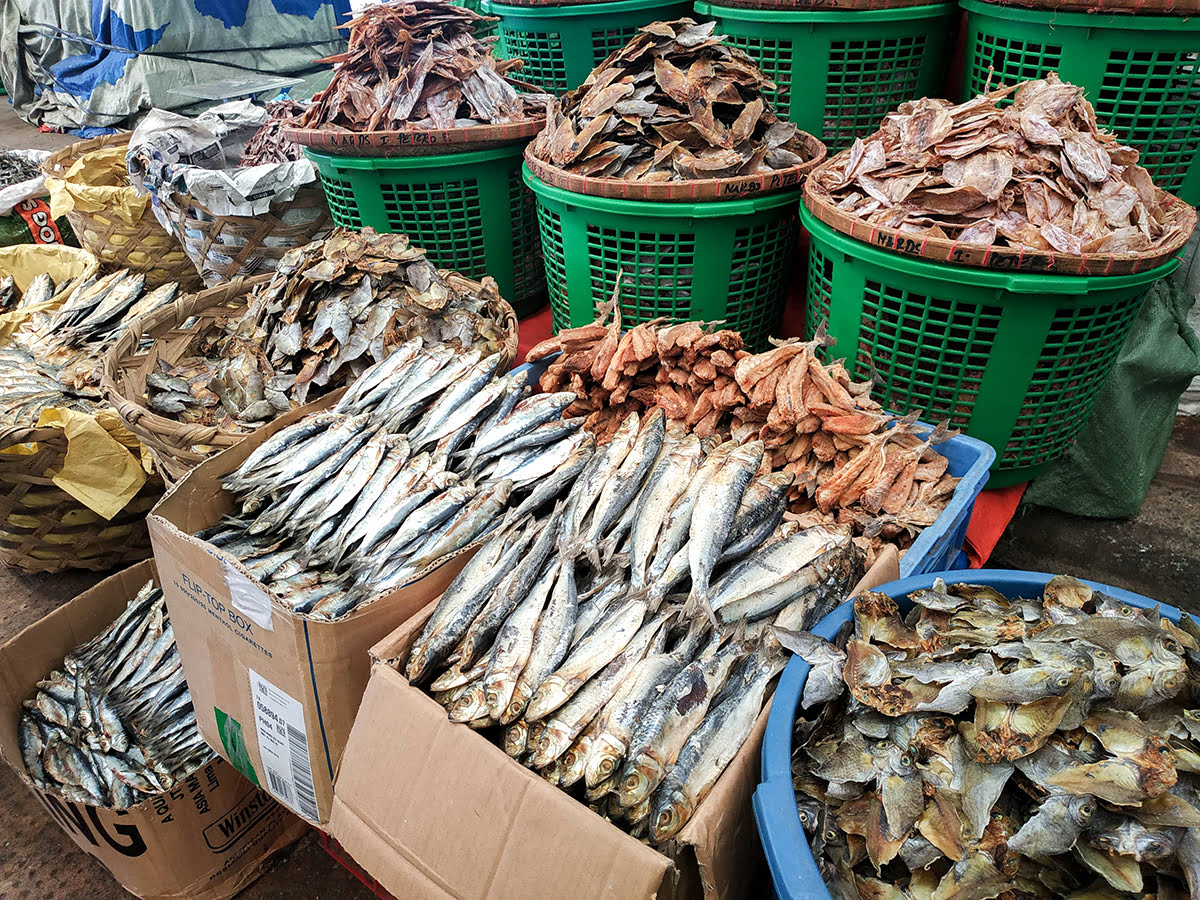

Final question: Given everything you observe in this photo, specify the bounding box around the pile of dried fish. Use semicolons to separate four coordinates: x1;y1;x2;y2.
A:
196;342;592;620
296;0;551;132
529;19;811;181
143;229;511;433
530;307;958;564
240;99;308;166
19;580;211;809
0;150;43;188
785;578;1200;899
403;410;867;844
1;270;180;426
810;75;1189;255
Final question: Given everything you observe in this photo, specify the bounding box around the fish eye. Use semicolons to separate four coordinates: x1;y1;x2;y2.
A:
876;740;890;750
798;811;809;823
1160;745;1172;754
1080;803;1095;817
992;811;1004;820
1122;607;1134;617
825;829;838;841
1164;640;1180;654
1095;650;1110;659
901;754;912;767
1057;676;1072;688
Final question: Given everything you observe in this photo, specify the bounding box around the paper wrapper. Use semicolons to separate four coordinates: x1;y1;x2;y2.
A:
0;149;52;217
1;408;150;519
127;101;319;218
45;146;150;223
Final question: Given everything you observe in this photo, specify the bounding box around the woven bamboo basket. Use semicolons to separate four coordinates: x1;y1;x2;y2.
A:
153;186;333;287
0;423;162;573
101;274;521;484
42;135;201;290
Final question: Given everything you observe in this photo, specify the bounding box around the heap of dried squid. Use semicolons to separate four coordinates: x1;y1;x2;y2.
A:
528;307;957;564
810;74;1189;255
296;0;551;132
785;577;1200;899
2;270;181;427
241;99;308;165
144;229;513;434
529;19;812;181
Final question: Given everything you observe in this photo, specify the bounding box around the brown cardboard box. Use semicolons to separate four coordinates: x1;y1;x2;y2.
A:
329;549;901;900
147;404;477;826
0;560;308;900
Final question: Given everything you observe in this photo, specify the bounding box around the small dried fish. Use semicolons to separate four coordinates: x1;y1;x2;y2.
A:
241;99;308;165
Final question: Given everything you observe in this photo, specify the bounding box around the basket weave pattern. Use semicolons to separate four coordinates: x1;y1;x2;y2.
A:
102;275;521;485
43;135;201;290
0;425;161;573
155;187;333;287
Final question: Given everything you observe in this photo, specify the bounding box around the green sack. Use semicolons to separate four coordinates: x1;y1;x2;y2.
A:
1024;277;1200;518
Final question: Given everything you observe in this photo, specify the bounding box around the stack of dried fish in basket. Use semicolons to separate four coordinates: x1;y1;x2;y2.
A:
529;306;959;567
286;0;552;151
19;578;212;808
785;576;1200;899
194;342;582;620
805;74;1196;274
400;407;871;844
102;229;517;482
525;18;825;198
241;100;308;166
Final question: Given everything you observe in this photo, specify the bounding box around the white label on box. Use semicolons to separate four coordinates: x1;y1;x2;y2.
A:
248;669;319;821
224;562;275;632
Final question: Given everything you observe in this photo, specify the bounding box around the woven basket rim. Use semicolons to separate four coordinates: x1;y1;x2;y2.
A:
522;130;826;202
100;270;520;480
283;118;547;157
802;153;1198;275
42;132;133;182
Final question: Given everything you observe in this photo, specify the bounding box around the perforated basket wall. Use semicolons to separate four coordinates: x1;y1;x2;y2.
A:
962;0;1200;205
694;2;954;153
803;207;1176;487
307;145;545;317
527;169;801;352
483;0;694;94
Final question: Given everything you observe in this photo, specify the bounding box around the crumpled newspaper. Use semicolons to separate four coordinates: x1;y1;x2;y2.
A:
0;149;52;217
127;99;319;217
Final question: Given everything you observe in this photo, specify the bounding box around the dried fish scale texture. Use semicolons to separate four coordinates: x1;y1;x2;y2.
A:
787;578;1200;900
527;305;958;568
0;150;43;189
241;100;309;166
527;19;815;182
141;228;514;436
295;0;552;132
808;75;1194;259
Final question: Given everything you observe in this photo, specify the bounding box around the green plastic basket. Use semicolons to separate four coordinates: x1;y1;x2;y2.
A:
451;0;498;38
306;145;545;317
694;2;954;153
802;205;1179;487
962;0;1200;205
482;0;694;94
525;169;801;352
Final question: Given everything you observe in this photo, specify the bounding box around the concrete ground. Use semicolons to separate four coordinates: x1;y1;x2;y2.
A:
0;100;1196;899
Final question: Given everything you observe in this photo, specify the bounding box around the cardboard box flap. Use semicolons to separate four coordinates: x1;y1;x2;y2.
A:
333;665;672;900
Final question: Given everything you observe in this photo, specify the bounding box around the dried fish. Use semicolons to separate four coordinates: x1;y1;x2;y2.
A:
528;19;815;182
810;75;1191;256
0;150;42;188
241;99;308;165
296;0;551;132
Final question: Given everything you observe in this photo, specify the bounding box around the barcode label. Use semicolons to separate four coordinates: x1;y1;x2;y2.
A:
248;669;320;821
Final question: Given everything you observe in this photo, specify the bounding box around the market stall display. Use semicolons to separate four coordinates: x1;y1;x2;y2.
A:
756;570;1200;900
483;0;694;96
42;135;200;290
102;229;518;482
694;2;954;152
961;0;1200;205
805;75;1195;274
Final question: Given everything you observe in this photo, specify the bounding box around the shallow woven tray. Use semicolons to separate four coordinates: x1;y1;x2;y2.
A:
803;157;1198;275
101;274;521;485
523;130;826;201
0;424;162;573
155;186;332;287
42;135;201;290
283;118;547;157
972;0;1197;13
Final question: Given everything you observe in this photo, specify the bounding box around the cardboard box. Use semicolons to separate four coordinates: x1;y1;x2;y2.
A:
147;404;477;826
329;549;901;900
0;560;308;900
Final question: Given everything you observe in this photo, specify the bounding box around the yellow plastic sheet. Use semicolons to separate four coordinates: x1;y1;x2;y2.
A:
31;408;148;519
0;244;98;341
45;146;150;224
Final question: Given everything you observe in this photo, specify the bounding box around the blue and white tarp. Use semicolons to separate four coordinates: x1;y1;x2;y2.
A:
0;0;350;132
